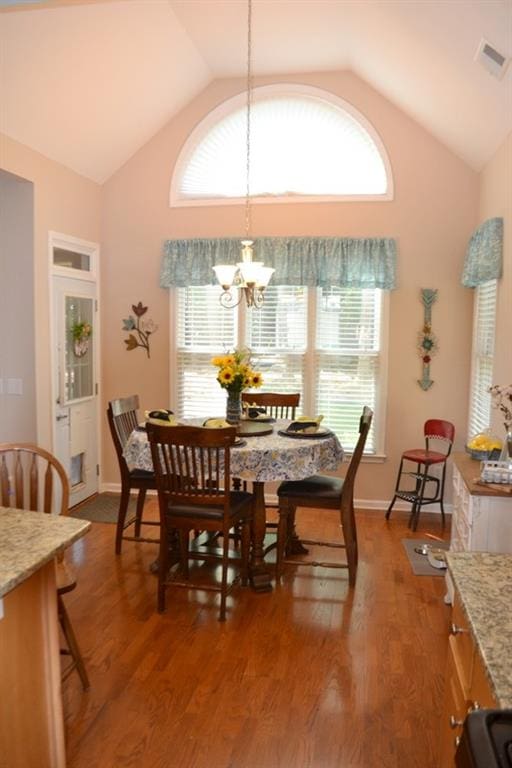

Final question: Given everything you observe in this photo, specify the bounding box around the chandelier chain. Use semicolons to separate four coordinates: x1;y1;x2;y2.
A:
245;0;253;240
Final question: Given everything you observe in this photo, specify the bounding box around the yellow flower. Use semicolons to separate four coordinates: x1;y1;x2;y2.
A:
250;373;263;388
219;368;235;384
211;356;224;367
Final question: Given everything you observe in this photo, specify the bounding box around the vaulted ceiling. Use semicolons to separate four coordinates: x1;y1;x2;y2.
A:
1;0;511;183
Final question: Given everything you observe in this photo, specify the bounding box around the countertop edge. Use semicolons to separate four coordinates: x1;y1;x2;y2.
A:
0;508;91;598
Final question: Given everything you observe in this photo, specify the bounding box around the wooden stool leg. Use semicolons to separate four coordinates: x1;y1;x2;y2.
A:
58;595;90;691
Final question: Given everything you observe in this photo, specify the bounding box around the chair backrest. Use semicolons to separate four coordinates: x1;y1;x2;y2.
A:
341;407;373;505
0;443;69;515
241;392;300;419
424;419;455;457
107;395;140;471
147;424;237;514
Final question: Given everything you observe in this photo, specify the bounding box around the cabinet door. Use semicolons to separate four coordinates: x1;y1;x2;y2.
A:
439;642;468;768
469;652;497;711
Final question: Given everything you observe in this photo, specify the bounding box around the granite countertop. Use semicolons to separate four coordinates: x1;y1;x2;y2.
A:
447;552;512;708
0;507;91;598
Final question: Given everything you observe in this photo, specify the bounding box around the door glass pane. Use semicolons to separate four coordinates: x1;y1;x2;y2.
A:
54;247;91;272
65;295;94;402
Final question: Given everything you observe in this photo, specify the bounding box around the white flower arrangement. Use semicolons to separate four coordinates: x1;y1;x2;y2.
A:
489;384;512;431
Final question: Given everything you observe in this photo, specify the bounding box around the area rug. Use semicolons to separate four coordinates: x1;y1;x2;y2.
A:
401;538;449;576
69;493;133;524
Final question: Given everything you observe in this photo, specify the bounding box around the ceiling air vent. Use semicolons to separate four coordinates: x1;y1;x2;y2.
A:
475;38;509;80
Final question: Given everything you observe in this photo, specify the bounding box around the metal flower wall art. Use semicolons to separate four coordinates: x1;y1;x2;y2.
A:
417;289;438;391
122;302;158;359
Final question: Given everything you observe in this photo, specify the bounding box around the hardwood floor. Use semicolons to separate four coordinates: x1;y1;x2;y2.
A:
62;503;450;768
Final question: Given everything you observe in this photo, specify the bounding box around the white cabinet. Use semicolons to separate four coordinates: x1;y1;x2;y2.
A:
446;454;512;603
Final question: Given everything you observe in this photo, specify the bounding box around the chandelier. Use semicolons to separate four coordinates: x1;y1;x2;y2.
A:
213;0;274;309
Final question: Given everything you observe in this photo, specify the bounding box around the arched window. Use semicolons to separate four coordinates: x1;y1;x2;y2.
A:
170;84;393;206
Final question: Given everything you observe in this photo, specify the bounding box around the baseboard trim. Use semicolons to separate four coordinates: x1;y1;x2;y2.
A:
100;483;451;515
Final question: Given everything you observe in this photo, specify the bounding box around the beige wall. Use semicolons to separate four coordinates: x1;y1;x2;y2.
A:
478;131;512;436
101;71;479;505
0;134;101;450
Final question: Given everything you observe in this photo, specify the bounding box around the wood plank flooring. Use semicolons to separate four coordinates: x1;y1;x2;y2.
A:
62;503;450;768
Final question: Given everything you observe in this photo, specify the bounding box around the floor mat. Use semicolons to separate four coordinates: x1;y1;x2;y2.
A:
401;538;449;576
69;493;133;524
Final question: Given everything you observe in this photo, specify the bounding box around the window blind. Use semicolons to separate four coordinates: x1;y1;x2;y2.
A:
176;286;237;418
315;288;381;451
178;94;388;200
174;285;385;453
467;280;497;438
245;285;306;401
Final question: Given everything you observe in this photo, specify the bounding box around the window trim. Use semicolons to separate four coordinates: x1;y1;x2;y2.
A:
170;83;394;208
168;285;389;456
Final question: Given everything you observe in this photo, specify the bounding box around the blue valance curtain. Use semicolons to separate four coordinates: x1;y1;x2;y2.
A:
160;237;397;290
462;217;503;287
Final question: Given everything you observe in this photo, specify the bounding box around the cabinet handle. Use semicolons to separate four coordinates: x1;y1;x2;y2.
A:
454;736;461;749
450;715;464;729
450;623;466;635
468;701;480;712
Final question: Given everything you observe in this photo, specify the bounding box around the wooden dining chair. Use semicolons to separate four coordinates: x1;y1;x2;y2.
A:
275;406;373;588
107;395;159;554
0;443;90;689
147;423;254;621
241;391;300;419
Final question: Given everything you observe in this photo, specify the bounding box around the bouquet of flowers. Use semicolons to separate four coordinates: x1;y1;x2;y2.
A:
211;347;262;393
489;384;512;430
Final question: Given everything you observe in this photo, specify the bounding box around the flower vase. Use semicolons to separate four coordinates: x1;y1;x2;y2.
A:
226;390;242;425
499;429;512;467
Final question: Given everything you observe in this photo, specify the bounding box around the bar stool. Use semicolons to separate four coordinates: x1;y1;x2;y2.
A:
385;419;455;531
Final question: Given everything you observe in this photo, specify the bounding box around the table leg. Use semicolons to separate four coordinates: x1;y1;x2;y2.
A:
249;482;273;592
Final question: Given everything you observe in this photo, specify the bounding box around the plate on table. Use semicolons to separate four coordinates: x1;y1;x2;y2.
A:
232;438;247;447
278;427;333;440
237;421;274;437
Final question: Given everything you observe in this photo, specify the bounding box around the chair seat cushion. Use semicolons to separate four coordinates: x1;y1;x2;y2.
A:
402;449;448;465
278;474;344;501
166;491;253;522
130;468;155;479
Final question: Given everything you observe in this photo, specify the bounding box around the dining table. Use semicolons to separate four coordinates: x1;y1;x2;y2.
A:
123;418;344;592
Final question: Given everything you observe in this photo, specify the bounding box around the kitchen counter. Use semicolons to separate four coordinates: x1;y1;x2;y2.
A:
0;507;90;598
0;506;91;768
446;552;512;708
453;452;512;497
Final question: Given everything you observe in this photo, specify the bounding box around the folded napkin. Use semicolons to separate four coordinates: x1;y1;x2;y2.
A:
145;409;177;426
244;403;267;419
287;415;324;434
203;418;231;429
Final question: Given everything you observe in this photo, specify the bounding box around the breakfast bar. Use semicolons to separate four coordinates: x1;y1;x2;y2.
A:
0;507;90;768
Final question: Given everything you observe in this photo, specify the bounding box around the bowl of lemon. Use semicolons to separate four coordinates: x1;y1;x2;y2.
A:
466;432;502;461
